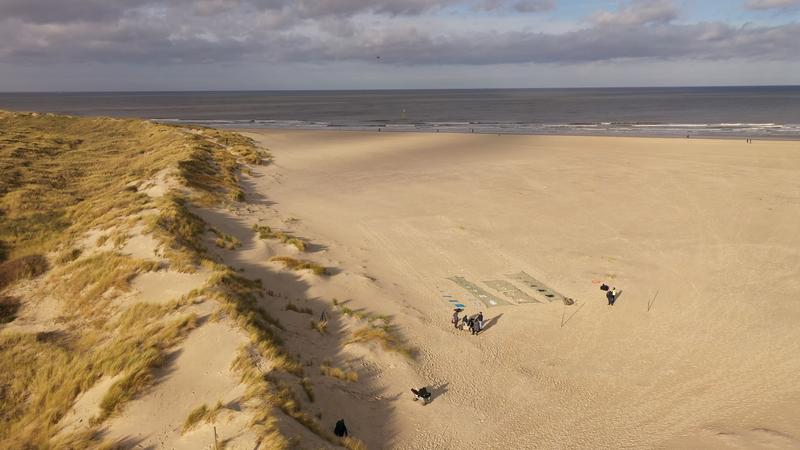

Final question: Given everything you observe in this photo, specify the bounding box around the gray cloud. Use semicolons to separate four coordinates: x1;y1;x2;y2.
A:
744;0;800;9
0;0;798;69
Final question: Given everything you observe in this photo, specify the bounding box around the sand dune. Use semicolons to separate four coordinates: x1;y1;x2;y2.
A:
238;130;800;449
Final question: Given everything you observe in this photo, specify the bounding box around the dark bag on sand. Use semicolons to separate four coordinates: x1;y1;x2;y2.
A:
600;284;609;291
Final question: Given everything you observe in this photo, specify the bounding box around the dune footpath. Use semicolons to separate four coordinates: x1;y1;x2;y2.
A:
237;129;800;449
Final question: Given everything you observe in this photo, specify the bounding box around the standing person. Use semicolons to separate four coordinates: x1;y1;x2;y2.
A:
467;316;475;334
451;309;460;329
476;312;484;331
470;316;481;335
607;288;616;306
334;419;348;437
461;315;470;331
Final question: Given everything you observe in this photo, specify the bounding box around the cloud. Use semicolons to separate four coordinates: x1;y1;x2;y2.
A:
591;0;678;26
476;0;556;12
0;0;797;69
744;0;800;10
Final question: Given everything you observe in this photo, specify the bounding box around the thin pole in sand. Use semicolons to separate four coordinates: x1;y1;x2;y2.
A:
647;290;659;312
561;302;585;328
213;425;219;450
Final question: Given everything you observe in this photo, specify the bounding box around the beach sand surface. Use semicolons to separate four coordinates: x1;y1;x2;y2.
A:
240;130;800;449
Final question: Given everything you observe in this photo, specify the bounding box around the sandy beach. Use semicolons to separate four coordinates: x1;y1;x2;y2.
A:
236;130;800;448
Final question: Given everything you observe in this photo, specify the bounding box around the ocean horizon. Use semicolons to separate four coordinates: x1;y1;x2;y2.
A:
2;86;799;138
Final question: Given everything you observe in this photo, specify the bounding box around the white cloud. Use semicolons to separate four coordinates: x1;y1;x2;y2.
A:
591;0;678;26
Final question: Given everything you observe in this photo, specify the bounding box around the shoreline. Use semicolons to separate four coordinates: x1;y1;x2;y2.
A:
225;125;800;141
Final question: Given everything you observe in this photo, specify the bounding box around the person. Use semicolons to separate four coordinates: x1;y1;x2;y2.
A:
461;315;470;330
607;287;616;306
411;387;432;404
451;309;460;329
466;316;475;333
476;312;484;331
334;419;348;437
470;316;481;335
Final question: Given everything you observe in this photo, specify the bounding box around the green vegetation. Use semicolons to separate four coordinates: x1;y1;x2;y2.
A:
252;224;307;251
270;256;326;275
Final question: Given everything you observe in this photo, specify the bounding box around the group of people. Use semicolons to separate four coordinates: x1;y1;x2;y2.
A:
451;309;484;335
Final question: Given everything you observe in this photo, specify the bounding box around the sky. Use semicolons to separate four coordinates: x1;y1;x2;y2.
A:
0;0;798;91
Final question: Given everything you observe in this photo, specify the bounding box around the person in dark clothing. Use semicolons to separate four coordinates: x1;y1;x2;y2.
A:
334;419;348;437
411;387;432;404
476;312;484;331
451;309;460;329
467;316;475;334
606;288;616;306
470;317;481;335
461;315;470;330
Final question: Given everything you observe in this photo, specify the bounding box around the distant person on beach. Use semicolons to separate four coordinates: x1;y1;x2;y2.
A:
411;386;432;404
470;316;481;335
476;312;484;331
607;288;617;306
451;310;460;329
461;315;470;330
334;419;348;437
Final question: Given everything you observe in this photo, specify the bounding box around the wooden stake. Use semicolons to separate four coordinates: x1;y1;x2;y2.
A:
213;425;219;450
648;290;659;312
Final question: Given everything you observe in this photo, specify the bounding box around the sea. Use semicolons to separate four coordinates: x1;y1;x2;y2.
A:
1;86;799;138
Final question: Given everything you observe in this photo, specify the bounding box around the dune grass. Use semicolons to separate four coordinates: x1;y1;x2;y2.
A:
253;224;307;251
320;361;359;382
300;377;315;402
309;319;328;335
183;401;224;432
0;254;49;291
286;302;312;315
347;324;415;358
0;304;197;447
0;295;20;324
0;111;342;449
270;256;326;275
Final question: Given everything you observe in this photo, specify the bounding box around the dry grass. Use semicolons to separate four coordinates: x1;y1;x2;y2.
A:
286;302;312;315
253;225;307;251
0;295;20;324
347;324;415;358
342;437;369;450
269;256;326;275
0;254;49;291
0;111;336;449
50;252;159;314
309;319;328;335
183;401;224;432
0;305;197;447
211;228;240;250
320;362;359;382
300;377;315;402
146;195;207;271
